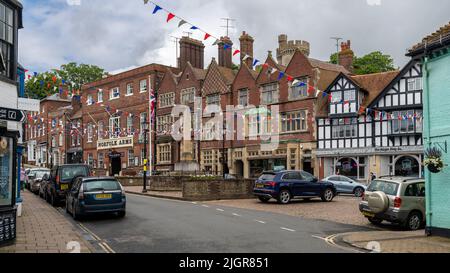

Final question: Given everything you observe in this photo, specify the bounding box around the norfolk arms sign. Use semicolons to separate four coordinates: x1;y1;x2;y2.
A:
97;137;134;150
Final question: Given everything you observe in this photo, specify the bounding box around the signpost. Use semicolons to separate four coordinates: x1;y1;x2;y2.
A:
0;107;26;123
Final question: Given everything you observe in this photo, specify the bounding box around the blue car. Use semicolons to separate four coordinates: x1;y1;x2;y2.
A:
253;171;337;204
66;177;126;220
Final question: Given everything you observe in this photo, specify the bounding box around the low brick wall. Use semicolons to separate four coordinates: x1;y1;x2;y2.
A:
117;176;185;192
182;179;255;201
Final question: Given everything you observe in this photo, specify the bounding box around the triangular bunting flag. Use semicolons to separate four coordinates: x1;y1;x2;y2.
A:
190;26;198;30
212;39;220;46
287;76;293;82
292;79;300;86
152;5;162;14
277;71;285;81
232;50;240;56
167;13;175;22
223;44;231;50
178;20;187;28
204;33;211;40
252;59;259;67
143;0;149;4
315;89;321;98
243;54;251;61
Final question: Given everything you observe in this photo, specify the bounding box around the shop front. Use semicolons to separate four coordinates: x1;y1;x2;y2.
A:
0;130;17;246
249;158;287;178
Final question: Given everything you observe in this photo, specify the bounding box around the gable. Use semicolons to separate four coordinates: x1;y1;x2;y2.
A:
256;55;284;85
202;61;230;96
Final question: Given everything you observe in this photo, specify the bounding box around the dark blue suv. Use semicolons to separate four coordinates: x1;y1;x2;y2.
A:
253;171;337;204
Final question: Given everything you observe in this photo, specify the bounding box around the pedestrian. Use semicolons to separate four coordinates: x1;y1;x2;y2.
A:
370;172;376;182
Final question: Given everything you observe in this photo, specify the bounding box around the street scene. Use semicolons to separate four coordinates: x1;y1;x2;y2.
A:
1;0;450;260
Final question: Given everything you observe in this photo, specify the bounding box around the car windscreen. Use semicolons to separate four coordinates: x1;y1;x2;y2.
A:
258;174;276;181
83;180;121;192
60;166;89;181
34;170;50;179
367;180;399;196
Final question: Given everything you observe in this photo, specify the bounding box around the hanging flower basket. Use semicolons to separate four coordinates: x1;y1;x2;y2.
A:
424;147;445;174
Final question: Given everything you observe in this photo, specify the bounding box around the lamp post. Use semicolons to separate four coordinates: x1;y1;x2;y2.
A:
142;121;149;193
222;121;226;179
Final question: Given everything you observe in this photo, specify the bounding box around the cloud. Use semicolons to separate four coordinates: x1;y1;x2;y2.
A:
19;0;450;73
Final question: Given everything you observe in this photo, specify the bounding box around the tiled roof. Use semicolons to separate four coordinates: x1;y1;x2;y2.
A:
308;58;350;74
409;21;450;54
351;71;400;107
192;67;207;80
71;109;82;119
217;67;236;85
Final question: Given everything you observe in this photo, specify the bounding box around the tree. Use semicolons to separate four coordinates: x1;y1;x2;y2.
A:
25;62;106;100
329;51;396;75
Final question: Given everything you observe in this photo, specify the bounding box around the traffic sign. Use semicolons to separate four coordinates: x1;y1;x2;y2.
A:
0;107;26;123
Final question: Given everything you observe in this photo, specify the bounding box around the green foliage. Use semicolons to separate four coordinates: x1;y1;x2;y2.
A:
329;51;396;75
25;62;106;100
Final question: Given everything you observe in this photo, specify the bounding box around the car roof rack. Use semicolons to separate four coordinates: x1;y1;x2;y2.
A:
378;176;423;182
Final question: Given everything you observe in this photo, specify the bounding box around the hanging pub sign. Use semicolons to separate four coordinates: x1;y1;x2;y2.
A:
97;136;134;150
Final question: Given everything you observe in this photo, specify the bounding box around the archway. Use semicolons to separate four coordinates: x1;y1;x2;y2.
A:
234;160;244;178
336;158;358;179
394;156;420;177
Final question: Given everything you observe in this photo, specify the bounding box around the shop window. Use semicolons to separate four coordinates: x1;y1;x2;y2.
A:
395;156;419;177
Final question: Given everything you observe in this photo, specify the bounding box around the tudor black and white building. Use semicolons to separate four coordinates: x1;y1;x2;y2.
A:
316;60;424;181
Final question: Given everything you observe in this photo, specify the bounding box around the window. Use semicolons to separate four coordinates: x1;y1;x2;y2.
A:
390;110;422;134
159;93;175;108
344;90;356;101
126;83;133;96
51;136;56;148
87;123;93;143
87;94;94;105
332;118;357;138
110;87;120;100
140;79;148;92
71;135;75;147
98;121;104;140
128;150;135;167
290;79;307;100
109;116;121;137
408;78;422;92
331;91;342;103
248;114;271;137
206;93;220;106
87;154;94;168
157;115;173;134
77;134;81;146
239;89;249;106
261;83;278;104
98;90;103;103
127;116;133;135
181;88;195;104
281;111;307;133
0;3;14;79
158;144;171;163
59;133;63;147
98;153;104;169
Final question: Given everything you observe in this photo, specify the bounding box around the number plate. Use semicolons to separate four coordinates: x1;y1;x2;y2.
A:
255;184;264;188
95;194;112;200
362;211;375;218
60;184;69;191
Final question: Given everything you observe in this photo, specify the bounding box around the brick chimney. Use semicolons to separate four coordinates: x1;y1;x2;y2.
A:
179;36;205;70
338;40;354;73
239;31;254;68
218;36;233;69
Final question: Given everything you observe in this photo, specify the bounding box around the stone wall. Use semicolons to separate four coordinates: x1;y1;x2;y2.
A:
117;176;185;192
182;179;255;201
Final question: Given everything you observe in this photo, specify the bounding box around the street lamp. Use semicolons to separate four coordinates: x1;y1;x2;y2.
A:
222;121;227;179
142;121;150;193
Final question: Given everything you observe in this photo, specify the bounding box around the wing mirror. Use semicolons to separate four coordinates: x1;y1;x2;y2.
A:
312;177;319;183
42;174;49;181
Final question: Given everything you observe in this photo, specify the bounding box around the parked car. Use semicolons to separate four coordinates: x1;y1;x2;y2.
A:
253;171;337;204
359;177;426;230
39;175;50;199
46;164;92;207
66;177;126;220
322;175;367;197
27;168;50;194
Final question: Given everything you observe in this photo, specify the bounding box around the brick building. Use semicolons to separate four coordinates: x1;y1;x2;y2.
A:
25;93;72;167
80;63;177;176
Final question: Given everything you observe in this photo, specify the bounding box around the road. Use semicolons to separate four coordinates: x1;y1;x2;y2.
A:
63;194;370;253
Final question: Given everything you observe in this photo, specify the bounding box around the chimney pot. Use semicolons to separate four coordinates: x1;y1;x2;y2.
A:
239;31;254;68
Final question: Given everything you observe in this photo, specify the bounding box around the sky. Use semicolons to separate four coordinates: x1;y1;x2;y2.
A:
19;0;450;75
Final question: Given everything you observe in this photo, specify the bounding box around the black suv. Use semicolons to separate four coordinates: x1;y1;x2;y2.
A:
45;164;92;206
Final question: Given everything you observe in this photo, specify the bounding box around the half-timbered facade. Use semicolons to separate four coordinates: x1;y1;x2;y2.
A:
317;60;424;181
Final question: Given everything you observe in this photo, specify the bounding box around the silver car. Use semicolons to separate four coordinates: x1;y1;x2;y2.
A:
359;177;426;230
28;168;50;194
322;175;367;197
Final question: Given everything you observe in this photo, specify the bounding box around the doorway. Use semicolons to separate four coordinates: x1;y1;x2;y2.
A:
234;160;244;178
111;157;122;176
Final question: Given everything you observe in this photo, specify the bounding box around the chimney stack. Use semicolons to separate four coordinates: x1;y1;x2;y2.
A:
179;36;205;70
338;40;354;73
218;36;233;69
239;31;254;68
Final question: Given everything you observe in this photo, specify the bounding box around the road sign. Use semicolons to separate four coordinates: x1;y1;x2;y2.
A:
17;98;40;112
0;107;26;123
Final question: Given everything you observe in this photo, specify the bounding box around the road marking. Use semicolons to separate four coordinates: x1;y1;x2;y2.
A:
323;234;363;253
192;202;198;204
98;242;110;253
255;220;266;224
280;227;296;232
312;235;327;241
216;208;225;212
101;242;116;253
202;205;210;208
79;223;102;241
232;213;242;217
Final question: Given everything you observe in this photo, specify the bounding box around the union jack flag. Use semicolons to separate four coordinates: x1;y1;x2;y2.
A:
149;89;156;121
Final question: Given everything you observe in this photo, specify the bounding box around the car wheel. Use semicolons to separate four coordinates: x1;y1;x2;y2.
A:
50;194;57;207
354;187;365;198
368;217;383;225
405;212;423;231
277;189;291;204
65;199;70;214
258;196;271;203
72;205;80;221
321;188;334;202
117;211;126;218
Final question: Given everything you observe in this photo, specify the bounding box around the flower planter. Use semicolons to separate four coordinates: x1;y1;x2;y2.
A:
428;164;443;174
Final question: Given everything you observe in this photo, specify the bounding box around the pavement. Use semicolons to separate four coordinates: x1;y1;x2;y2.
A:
0;190;93;253
124;186;183;200
339;230;450;253
76;193;370;253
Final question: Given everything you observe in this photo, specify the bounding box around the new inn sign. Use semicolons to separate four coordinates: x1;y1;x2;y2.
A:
97;137;134;150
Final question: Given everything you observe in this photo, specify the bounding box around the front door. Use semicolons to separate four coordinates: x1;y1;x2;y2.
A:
111;157;121;176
